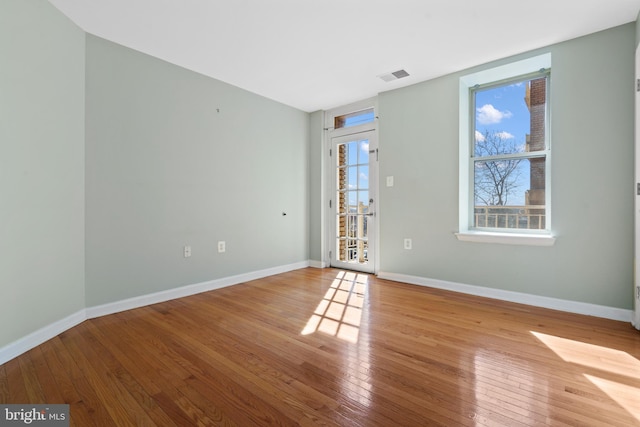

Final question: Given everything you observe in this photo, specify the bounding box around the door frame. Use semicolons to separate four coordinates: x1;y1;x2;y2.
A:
634;45;640;329
323;98;379;274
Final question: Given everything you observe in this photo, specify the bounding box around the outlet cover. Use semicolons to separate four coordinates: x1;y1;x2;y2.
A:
218;241;226;253
403;238;412;250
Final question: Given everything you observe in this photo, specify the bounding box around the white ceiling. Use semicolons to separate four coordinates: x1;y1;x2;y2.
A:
48;0;640;112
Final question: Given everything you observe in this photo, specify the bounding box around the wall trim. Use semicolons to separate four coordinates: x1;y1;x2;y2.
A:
0;310;86;366
377;271;633;323
86;261;310;319
308;260;326;268
0;261;310;366
4;263;629;366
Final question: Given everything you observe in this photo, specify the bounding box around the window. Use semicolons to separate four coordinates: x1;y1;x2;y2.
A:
334;108;375;129
457;54;555;246
473;73;549;229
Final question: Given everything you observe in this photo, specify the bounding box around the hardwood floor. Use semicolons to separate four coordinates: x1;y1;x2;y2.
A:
1;267;640;426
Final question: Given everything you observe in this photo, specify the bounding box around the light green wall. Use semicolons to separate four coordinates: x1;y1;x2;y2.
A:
0;0;85;346
85;36;310;306
379;24;635;309
308;111;324;262
636;11;640;46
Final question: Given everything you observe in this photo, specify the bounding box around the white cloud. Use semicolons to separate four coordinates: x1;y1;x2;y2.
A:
475;130;485;142
496;131;514;139
476;104;512;125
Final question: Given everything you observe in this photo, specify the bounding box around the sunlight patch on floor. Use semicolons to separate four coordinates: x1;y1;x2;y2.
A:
531;331;640;379
532;331;640;422
585;374;640;422
301;271;367;343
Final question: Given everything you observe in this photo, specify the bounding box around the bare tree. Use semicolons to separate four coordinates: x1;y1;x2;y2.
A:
474;130;523;206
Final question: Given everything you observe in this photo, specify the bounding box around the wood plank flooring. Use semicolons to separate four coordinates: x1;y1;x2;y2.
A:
1;267;640;426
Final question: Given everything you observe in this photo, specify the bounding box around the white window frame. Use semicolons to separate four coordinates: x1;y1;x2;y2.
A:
455;53;555;246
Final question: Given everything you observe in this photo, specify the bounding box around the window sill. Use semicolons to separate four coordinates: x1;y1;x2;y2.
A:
455;231;556;246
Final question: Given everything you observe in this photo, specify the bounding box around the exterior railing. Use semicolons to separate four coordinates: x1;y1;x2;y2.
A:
474;205;545;230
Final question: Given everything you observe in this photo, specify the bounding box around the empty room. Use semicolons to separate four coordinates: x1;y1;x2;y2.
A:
2;0;640;425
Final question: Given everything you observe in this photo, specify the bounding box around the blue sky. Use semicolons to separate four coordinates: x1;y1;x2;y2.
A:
475;82;530;148
346;140;369;208
474;82;532;205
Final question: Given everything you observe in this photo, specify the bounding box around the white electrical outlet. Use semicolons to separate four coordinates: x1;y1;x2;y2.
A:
218;241;226;253
403;238;412;250
386;176;394;187
183;245;191;258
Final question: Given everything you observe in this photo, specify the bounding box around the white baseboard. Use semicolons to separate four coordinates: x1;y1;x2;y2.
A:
308;260;326;268
0;310;86;366
0;261;311;366
377;271;633;323
86;260;310;319
6;262;626;367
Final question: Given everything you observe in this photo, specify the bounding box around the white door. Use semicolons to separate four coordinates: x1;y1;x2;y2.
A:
330;130;377;273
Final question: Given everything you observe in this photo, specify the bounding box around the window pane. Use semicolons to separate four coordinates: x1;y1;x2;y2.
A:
348;166;357;190
358;191;369;211
474;158;545;230
358;166;369;189
359;140;369;163
348;191;357;209
334;108;375;129
474;77;546;157
338;191;346;213
337;168;346;191
362;217;369;239
347;142;358;165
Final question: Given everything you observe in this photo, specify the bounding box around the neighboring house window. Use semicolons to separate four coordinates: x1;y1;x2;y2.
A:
457;54;555;245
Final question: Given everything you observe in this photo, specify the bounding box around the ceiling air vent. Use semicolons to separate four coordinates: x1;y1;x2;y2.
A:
378;69;410;82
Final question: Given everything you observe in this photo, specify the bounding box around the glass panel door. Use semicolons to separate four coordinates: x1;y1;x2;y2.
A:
332;131;376;273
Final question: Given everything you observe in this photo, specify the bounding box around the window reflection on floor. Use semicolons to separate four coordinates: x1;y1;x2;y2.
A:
301;270;367;343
